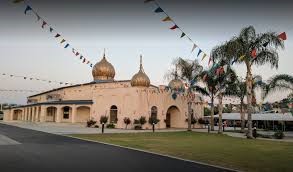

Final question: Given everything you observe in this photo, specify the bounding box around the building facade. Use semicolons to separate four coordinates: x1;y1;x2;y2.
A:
4;54;204;129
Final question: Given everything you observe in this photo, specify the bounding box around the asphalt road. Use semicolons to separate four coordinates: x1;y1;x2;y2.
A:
0;123;232;172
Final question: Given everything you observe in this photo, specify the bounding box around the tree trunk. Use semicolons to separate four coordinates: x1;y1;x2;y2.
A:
218;93;223;134
210;96;215;131
240;100;245;133
246;64;253;139
187;101;192;131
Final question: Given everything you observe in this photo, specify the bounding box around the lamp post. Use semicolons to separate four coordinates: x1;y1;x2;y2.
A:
102;122;105;134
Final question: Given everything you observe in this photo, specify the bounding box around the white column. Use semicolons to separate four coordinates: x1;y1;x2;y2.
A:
40;106;46;122
9;109;14;121
71;105;77;123
56;106;62;123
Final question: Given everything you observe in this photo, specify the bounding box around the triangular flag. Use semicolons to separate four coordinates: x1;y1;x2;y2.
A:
180;32;186;38
72;48;75;53
80;56;83;60
83;58;86;63
197;49;202;57
49;27;54;32
90;64;93;67
263;42;269;47
41;21;47;28
154;7;164;13
60;39;66;44
162;16;172;22
201;53;207;61
13;0;25;3
251;49;257;58
239;55;245;60
24;5;32;15
191;44;197;52
64;44;70;48
170;25;178;30
278;32;287;40
55;34;60;38
87;61;90;64
208;57;212;65
144;0;154;3
75;52;80;56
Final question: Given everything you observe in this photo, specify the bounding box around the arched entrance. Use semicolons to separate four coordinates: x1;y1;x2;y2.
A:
76;106;90;123
110;105;118;123
46;107;57;122
166;106;180;128
61;106;72;122
13;109;23;120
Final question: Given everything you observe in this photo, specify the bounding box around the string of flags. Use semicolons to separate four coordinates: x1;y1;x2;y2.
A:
12;0;94;68
144;0;209;63
0;89;42;93
1;73;75;86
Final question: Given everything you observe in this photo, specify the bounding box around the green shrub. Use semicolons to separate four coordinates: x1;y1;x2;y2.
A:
274;130;285;139
86;119;97;127
198;118;205;124
134;125;142;130
139;116;147;126
106;123;115;128
94;125;99;128
133;119;140;124
100;115;108;124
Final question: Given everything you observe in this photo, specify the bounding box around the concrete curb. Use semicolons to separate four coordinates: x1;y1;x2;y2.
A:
64;134;240;172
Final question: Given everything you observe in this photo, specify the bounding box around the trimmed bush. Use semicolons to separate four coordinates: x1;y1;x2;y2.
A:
100;115;108;124
86;119;97;127
123;117;131;129
106;123;115;129
274;130;285;139
134;125;142;130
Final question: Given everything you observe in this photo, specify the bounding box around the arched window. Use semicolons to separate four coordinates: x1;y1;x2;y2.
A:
63;106;70;119
110;105;118;123
151;106;158;118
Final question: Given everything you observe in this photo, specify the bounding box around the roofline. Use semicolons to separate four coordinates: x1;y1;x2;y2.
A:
9;100;93;109
28;80;158;98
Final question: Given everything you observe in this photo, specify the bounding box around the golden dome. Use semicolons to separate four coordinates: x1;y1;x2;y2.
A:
168;66;184;91
168;79;184;91
92;52;115;81
131;55;150;87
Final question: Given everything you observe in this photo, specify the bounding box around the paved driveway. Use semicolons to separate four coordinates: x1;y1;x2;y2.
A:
0;123;232;172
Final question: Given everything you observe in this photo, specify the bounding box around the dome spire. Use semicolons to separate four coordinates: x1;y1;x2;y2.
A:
139;54;144;72
103;48;106;59
92;49;115;82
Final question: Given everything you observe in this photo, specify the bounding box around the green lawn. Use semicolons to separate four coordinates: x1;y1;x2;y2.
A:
69;132;293;172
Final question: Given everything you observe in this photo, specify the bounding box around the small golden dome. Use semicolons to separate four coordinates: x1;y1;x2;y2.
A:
131;55;150;87
168;79;184;91
92;51;115;81
168;66;184;91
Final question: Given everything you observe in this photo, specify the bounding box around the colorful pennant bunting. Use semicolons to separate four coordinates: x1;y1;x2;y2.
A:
64;44;70;48
191;44;197;52
60;39;66;44
262;42;269;47
55;33;60;38
49;27;54;32
201;53;207;61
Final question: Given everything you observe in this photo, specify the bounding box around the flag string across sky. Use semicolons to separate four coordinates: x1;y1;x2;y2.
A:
144;0;210;64
0;89;43;93
1;73;75;86
12;0;94;68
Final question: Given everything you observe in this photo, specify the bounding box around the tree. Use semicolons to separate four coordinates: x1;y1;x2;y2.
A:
123;117;131;129
262;74;293;98
169;58;204;131
223;26;284;138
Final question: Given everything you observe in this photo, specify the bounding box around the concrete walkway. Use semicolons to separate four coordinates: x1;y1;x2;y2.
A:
1;121;186;134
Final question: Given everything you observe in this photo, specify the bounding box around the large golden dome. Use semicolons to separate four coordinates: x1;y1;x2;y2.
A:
92;52;115;81
131;55;150;87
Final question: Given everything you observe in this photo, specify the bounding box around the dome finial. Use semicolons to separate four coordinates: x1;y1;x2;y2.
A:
175;64;178;79
103;48;106;59
140;54;143;71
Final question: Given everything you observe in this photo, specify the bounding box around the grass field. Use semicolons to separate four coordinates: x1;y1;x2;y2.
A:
70;132;293;172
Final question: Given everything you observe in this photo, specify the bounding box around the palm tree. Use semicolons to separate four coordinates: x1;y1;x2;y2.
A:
223;26;284;138
262;74;293;98
169;58;204;131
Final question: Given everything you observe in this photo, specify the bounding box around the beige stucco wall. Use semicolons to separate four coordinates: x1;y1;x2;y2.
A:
4;81;204;129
